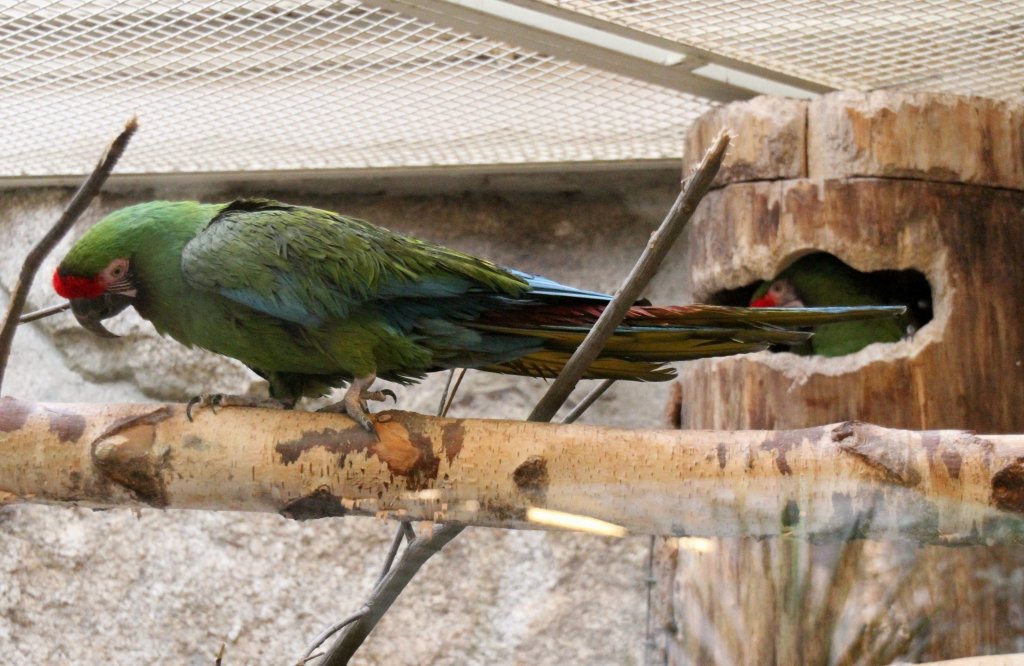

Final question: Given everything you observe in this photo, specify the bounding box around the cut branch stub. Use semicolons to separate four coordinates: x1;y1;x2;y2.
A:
92;407;173;507
2;398;1024;544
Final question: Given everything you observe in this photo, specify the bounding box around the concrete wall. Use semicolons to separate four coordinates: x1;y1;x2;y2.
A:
0;172;682;665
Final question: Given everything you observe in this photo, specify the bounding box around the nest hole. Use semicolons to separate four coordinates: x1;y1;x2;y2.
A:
709;252;933;357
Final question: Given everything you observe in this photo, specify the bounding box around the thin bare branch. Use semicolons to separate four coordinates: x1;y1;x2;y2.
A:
528;129;731;422
296;612;366;666
435;369;455;418
440;367;467;417
0;116;138;393
18;302;71;324
643;535;657;666
377;523;408;584
561;379;615;424
319;523;465;665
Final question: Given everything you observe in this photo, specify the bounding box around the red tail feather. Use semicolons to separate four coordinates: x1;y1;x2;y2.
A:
476;303;710;327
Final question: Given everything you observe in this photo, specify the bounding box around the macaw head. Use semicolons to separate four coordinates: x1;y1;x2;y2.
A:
750;278;804;308
53;205;147;337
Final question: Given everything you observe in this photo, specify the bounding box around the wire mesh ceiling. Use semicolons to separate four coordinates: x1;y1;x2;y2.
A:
0;0;709;178
1;1;1020;180
540;0;1024;100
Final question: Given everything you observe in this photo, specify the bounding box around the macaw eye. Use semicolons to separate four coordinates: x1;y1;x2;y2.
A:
105;258;130;282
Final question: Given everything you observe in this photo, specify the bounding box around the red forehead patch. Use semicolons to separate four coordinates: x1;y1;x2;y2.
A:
53;269;105;299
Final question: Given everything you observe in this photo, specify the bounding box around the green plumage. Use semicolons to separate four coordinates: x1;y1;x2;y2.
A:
57;199;906;405
752;254;911;357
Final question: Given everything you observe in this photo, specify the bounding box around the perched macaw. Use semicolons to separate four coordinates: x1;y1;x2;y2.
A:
54;199;903;428
750;253;914;357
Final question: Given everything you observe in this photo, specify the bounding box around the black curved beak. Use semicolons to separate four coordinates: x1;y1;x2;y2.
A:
70;293;133;338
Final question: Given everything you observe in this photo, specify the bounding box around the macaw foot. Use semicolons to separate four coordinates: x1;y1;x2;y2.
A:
318;374;397;431
185;393;288;422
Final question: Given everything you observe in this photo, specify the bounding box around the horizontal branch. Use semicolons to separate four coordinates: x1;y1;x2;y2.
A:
1;398;1023;544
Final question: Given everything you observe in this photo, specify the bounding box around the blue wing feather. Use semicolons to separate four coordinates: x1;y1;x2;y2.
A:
507;270;611;302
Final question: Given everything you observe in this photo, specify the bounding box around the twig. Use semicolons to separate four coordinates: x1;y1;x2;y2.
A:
561;379;615;424
0;116;138;394
643;535;657;666
296;612;367;666
297;518;414;665
440;367;467;417
435;369;455;417
314;131;730;664
377;523;408;584
528;129;731;423
318;523;465;665
18;301;71;324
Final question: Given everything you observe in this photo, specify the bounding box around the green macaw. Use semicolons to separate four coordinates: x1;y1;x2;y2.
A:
55;199;904;428
750;253;912;357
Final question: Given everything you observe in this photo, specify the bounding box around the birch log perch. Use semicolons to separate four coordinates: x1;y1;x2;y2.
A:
2;397;1023;543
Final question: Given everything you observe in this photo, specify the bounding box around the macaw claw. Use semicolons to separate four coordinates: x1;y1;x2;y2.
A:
186;394;217;422
316;374;396;432
186;393;286;422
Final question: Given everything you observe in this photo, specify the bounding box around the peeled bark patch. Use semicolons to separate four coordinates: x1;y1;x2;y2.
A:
274;420;440;489
275;426;375;466
0;397;33;433
441;422;465;465
992;461;1024;515
44;407;86;443
838;429;922;488
513;456;549;503
281;486;348;520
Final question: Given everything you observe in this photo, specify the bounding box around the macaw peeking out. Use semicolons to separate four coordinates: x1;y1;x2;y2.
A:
750;253;923;357
54;199;904;428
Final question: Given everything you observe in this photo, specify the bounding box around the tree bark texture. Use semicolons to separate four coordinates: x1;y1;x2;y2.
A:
1;398;1023;543
675;177;1024;432
659;91;1024;664
676;94;1024;433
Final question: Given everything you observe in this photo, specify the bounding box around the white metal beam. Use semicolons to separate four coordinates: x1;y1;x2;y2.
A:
366;0;832;100
500;0;833;97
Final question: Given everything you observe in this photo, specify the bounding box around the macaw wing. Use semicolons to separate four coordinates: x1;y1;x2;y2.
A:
181;199;530;326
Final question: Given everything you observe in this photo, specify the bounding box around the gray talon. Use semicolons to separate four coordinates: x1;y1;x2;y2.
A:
348;407;375;432
186;396;201;422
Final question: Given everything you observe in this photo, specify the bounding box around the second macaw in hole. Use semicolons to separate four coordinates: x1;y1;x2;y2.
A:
750;253;914;357
54;199;904;428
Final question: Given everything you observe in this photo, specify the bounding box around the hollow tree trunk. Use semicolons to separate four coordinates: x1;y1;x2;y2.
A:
657;91;1024;665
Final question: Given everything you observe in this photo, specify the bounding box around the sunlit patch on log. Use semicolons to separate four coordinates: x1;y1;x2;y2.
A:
526;507;627;538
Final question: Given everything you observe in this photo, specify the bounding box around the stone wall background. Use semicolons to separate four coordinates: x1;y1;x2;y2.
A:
0;173;682;665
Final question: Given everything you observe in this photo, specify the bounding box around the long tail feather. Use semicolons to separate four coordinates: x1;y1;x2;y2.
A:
478;303;906;328
469;302;906;381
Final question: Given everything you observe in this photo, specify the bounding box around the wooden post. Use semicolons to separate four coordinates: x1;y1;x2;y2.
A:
658;91;1024;664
